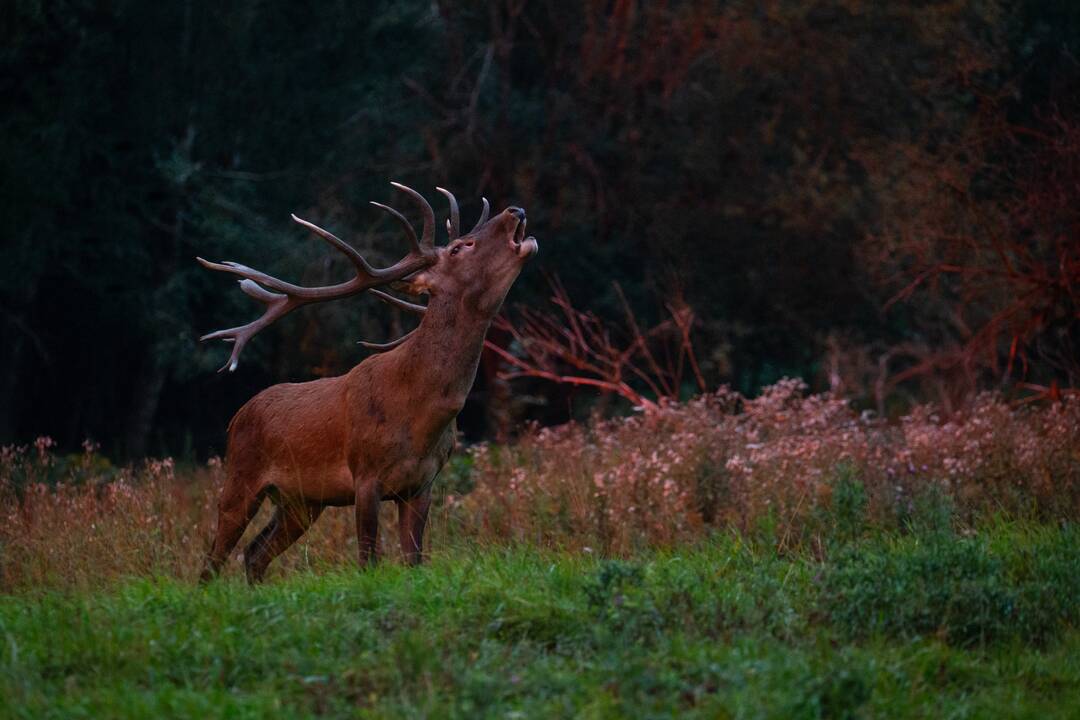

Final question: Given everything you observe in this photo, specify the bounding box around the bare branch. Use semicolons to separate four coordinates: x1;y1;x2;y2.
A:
485;277;705;411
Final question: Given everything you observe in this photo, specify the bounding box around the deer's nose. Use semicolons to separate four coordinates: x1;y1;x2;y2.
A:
507;206;526;221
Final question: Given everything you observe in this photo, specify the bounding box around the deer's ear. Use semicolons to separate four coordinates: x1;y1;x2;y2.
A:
390;247;444;296
391;270;434;297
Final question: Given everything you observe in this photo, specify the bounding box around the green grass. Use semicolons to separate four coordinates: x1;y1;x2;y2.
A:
2;525;1079;719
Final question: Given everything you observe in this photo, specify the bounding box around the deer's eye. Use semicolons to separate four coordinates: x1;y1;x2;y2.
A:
450;245;462;256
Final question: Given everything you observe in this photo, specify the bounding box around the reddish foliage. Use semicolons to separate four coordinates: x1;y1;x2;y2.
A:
861;106;1080;402
484;278;705;412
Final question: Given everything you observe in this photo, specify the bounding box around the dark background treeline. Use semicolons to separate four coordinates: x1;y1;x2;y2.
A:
3;0;1078;458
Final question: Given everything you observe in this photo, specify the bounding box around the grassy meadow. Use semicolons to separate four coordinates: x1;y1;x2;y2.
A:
2;383;1079;718
3;528;1079;719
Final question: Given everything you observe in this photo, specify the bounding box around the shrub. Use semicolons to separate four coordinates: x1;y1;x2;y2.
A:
453;383;1080;554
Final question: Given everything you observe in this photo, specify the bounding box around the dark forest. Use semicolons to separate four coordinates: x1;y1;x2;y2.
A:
4;0;1079;458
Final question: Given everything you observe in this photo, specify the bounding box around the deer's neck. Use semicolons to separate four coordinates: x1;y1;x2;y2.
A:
401;293;492;414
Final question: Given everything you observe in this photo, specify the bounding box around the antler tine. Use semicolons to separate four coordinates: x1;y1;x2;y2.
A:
390;181;435;249
469;197;490;234
194;272;295;373
290;214;378;276
359;328;417;352
195;256;347;300
369;202;421;254
370;289;427;316
435;186;460;241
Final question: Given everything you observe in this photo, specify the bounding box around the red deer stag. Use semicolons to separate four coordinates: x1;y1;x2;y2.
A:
197;182;537;582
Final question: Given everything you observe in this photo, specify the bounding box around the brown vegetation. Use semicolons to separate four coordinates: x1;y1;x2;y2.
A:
485;278;705;412
4;383;1077;593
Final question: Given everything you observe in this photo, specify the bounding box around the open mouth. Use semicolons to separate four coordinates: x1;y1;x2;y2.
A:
512;216;526;246
511;218;538;258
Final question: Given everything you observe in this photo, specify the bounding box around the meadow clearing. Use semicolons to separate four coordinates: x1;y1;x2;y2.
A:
2;382;1078;718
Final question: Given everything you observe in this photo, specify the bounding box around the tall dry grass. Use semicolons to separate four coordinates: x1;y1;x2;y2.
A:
455;380;1080;554
0;441;370;592
3;381;1078;592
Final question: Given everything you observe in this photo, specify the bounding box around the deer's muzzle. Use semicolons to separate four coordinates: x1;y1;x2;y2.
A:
518;235;539;258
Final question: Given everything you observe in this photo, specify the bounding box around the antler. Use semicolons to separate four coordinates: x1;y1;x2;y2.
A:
434;187;489;239
197;182;438;372
370;289;427;316
357;189;492;354
469;197;490;234
436;187;460;240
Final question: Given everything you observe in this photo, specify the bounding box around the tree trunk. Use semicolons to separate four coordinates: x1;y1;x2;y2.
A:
125;356;169;459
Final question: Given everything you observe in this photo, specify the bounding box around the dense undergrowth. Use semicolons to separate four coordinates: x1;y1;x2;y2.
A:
1;382;1077;591
1;524;1078;719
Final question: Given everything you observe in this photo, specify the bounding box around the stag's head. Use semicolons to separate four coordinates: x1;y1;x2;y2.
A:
397;194;537;316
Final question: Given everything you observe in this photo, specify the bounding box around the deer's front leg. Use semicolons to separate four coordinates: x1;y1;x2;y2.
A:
354;478;381;568
397;492;432;566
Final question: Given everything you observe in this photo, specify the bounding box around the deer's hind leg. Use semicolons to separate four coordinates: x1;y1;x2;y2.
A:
243;500;324;583
200;482;265;583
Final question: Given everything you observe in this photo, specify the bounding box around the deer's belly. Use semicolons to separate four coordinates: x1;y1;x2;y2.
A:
262;464;356;506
